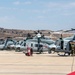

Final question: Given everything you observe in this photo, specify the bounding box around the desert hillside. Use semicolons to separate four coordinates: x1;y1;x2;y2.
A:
0;27;74;40
0;27;52;40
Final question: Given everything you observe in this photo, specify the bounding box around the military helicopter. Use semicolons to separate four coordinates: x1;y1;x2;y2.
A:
15;30;56;54
0;37;16;50
50;34;75;56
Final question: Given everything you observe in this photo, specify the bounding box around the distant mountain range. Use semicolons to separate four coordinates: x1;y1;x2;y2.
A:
0;27;52;39
0;27;74;40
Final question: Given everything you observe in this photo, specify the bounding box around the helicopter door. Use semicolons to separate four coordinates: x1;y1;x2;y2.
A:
30;43;33;49
21;42;26;50
61;40;64;49
59;38;64;49
35;44;43;52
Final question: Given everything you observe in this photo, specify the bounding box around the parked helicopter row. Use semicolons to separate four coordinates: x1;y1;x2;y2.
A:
0;31;75;56
0;31;56;53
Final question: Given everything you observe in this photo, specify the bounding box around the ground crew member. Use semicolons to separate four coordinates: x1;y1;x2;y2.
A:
25;47;33;56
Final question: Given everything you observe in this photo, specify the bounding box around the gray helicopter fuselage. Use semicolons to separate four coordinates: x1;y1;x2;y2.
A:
0;38;16;50
15;37;56;53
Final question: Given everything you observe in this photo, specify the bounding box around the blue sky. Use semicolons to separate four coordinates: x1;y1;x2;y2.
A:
0;0;75;31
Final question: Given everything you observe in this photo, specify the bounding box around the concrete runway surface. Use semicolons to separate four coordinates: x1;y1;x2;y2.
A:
0;51;75;75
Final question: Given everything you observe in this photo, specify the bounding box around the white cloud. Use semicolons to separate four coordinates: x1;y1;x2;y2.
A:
0;6;19;12
24;1;32;5
71;2;75;6
13;1;32;5
13;1;20;5
62;12;75;16
0;16;16;23
0;7;4;10
44;2;75;9
62;13;71;16
33;0;38;1
47;2;60;8
68;2;75;7
12;8;18;10
0;7;12;10
0;16;9;22
39;2;75;17
31;9;40;13
29;9;48;14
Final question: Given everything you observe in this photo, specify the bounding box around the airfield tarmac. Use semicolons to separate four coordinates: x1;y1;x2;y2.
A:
0;50;75;75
